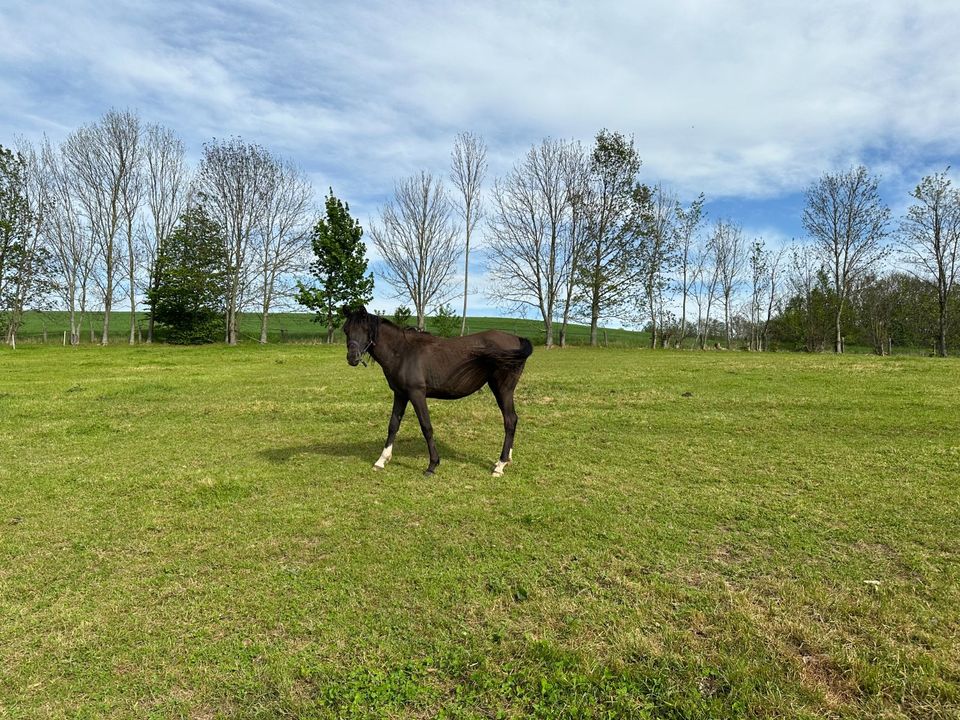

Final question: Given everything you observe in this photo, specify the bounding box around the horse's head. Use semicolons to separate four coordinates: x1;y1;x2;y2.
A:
341;305;378;366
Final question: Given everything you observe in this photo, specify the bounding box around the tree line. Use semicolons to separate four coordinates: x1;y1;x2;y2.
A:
371;132;959;356
0;110;328;346
3;111;958;355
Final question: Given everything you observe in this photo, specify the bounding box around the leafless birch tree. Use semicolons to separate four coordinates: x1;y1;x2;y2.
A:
637;183;678;348
675;194;705;347
450;132;486;335
802;165;891;353
43;139;96;344
486;138;580;347
558;146;592;347
747;238;785;351
370;171;460;330
196;138;275;344
63;110;142;344
143;124;189;342
712;219;747;349
898;169;960;357
254;158;314;343
119;131;144;344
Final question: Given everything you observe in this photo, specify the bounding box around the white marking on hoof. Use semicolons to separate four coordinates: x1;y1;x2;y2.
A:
373;444;393;470
492;460;508;477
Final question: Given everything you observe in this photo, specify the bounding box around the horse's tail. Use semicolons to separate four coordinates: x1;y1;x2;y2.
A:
518;337;534;360
482;337;533;369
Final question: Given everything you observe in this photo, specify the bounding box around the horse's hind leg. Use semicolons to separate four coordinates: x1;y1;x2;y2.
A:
409;391;440;476
375;391;407;470
489;372;519;477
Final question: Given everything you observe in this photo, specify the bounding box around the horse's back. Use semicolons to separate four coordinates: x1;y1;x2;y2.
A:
414;330;532;399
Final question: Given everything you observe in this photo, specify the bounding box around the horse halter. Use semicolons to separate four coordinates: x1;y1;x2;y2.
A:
348;338;375;367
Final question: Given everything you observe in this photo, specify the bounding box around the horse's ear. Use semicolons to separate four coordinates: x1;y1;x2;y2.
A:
341;305;352;318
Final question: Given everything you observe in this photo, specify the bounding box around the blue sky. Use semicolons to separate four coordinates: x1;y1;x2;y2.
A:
3;1;959;318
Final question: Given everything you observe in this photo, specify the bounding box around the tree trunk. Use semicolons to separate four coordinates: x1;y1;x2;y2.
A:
102;282;112;345
679;294;687;350
937;294;948;357
589;277;600;346
724;294;732;349
226;304;239;345
460;236;470;336
259;306;269;344
834;308;843;354
128;221;137;345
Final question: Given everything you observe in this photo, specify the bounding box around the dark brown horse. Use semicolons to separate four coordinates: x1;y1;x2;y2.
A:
342;306;533;476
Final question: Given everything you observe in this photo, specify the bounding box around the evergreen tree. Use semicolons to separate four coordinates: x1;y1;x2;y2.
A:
296;189;374;342
147;205;228;344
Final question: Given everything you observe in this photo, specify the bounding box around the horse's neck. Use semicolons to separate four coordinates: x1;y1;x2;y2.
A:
371;322;407;372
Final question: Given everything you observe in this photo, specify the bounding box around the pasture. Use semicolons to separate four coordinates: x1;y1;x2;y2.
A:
1;344;958;718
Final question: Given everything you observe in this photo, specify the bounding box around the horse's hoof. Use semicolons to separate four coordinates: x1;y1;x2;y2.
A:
491;469;504;478
424;469;435;477
372;464;383;471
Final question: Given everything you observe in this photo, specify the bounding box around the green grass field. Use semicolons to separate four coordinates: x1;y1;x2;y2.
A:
1;344;958;718
12;311;650;348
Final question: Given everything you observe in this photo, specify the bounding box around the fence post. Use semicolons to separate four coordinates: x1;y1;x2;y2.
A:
63;331;67;346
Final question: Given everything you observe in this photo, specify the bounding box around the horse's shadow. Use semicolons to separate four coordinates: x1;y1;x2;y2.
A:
258;437;493;472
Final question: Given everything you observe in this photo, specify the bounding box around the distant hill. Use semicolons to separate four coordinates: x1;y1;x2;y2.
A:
12;310;651;347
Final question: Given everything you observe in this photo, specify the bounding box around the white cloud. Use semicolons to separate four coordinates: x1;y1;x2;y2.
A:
3;0;959;312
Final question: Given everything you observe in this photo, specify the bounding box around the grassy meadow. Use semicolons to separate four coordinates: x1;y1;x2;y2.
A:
0;343;958;718
12;311;650;348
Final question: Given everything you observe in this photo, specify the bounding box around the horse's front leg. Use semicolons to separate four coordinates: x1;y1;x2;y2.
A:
409;391;440;476
374;391;408;470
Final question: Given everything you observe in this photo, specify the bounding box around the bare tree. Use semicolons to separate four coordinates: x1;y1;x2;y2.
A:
803;165;891;353
196;138;275;344
43;139;95;344
898;169;960;357
63;110;142;345
675;194;705;347
691;236;721;350
119;129;144;344
712;219;747;349
143;124;189;342
748;239;767;351
486;138;579;347
747;239;785;351
558;145;592;347
786;244;831;352
370;171;460;330
637;183;678;348
450;132;487;335
254;157;314;343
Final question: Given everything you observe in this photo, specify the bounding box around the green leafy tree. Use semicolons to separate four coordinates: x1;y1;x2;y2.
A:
0;145;33;337
577;129;644;345
433;303;459;337
0;144;53;347
772;269;845;352
296;189;374;343
146;205;228;344
393;305;412;328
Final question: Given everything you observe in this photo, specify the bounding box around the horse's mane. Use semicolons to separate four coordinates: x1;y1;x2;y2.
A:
377;315;432;336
